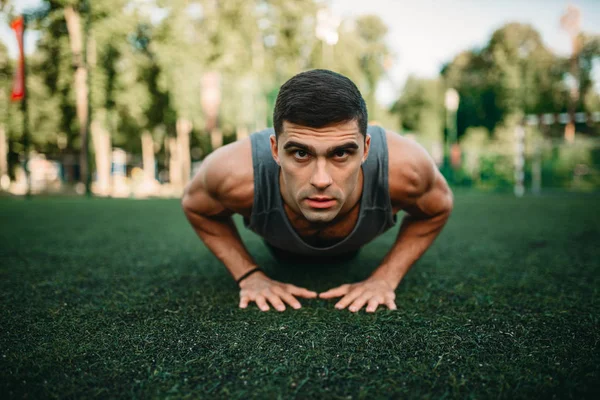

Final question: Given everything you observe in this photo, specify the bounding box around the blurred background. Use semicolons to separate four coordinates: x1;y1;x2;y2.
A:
0;0;599;198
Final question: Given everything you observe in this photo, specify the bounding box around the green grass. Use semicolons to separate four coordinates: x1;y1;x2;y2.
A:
1;193;599;399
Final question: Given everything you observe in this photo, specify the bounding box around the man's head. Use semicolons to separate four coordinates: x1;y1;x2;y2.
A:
270;69;371;224
273;69;368;138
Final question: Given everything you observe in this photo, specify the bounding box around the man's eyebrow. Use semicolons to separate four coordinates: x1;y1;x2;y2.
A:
326;142;359;155
283;141;316;152
282;141;359;155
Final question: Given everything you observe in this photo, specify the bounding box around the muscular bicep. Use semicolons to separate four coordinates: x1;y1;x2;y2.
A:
405;167;453;219
387;131;453;219
181;138;253;218
181;163;231;218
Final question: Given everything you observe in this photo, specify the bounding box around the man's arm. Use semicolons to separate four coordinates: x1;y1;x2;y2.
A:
181;139;261;283
369;133;454;288
319;131;453;312
181;139;317;311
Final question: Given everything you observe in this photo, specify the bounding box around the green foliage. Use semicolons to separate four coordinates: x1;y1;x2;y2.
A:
457;123;600;192
354;15;389;120
578;33;600;111
1;0;395;161
390;76;444;144
441;23;574;139
2;2;599;192
537;137;600;191
0;40;11;126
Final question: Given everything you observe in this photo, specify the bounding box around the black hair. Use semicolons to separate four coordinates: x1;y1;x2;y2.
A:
273;69;368;138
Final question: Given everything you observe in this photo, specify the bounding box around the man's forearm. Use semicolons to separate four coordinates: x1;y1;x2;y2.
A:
369;211;451;288
183;210;261;282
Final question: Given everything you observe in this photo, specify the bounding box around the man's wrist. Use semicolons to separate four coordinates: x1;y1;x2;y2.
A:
237;268;267;288
369;264;405;289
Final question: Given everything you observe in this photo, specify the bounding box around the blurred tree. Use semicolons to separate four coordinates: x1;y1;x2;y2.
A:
0;40;11;181
61;0;93;193
260;0;318;83
21;1;599;195
354;15;389;122
578;33;600;113
26;1;80;183
441;23;570;139
127;21;177;188
210;0;275;140
257;0;318;127
2;3;75;183
318;18;361;86
29;0;134;192
487;23;569;116
149;0;206;189
90;0;146;195
196;0;265;144
389;76;444;151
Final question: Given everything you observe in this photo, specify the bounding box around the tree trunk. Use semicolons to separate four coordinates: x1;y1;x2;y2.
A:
141;131;156;183
0;126;7;181
64;5;90;192
252;34;267;132
236;125;249;141
176;118;192;187
210;128;223;150
168;137;181;189
91;120;111;196
135;132;159;197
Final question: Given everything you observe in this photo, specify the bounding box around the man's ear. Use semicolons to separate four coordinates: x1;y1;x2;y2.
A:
362;134;371;164
269;134;280;165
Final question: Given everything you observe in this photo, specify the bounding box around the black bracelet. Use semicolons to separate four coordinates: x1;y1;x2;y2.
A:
236;267;264;286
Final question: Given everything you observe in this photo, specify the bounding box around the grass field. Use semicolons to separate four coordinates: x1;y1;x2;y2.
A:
1;193;599;399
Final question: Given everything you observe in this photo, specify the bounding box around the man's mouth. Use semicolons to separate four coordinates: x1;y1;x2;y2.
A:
305;197;336;209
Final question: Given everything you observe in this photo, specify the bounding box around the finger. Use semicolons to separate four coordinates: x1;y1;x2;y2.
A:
272;287;302;309
319;284;351;299
348;293;377;313
255;296;270;312
287;284;318;298
265;292;286;312
386;298;397;311
366;297;382;313
335;289;364;309
239;295;249;309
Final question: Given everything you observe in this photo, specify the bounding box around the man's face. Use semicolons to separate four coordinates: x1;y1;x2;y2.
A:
270;120;371;224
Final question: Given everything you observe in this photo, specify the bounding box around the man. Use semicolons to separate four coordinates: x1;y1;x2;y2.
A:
182;69;453;313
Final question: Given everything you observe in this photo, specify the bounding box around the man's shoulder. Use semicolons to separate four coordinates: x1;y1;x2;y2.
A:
384;130;437;205
202;136;255;213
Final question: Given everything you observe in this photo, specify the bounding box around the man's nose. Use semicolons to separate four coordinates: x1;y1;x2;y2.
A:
310;158;332;190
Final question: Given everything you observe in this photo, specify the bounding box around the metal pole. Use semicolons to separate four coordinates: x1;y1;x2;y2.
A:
514;124;525;197
444;107;451;166
532;140;541;195
444;88;459;183
21;16;31;198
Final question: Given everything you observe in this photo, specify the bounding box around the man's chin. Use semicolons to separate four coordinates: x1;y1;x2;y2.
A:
300;208;340;224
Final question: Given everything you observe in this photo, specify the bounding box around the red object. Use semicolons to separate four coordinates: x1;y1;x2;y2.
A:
10;16;25;102
450;143;462;168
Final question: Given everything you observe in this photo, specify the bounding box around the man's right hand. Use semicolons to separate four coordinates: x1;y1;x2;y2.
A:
239;271;317;312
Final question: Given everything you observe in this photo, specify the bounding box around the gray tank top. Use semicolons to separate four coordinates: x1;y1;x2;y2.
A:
244;125;397;256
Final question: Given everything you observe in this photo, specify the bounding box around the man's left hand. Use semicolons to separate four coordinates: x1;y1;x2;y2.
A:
318;278;397;313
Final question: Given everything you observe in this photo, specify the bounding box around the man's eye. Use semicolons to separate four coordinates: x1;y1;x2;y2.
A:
334;150;349;158
295;150;309;159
